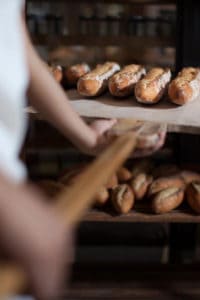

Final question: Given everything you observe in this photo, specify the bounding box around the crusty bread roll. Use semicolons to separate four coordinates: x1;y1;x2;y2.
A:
180;170;200;185
148;176;185;198
108;64;146;97
63;63;90;87
77;62;120;97
48;65;63;83
117;167;132;182
152;187;184;214
130;173;153;201
168;67;200;105
135;68;171;104
111;184;134;214
186;181;200;213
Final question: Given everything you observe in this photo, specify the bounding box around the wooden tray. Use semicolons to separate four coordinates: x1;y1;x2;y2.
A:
67;89;200;134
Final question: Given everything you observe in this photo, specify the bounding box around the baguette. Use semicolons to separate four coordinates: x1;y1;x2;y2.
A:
111;184;134;214
77;62;120;97
186;181;200;213
168;67;200;105
63;63;90;87
152;187;184;214
108;64;146;97
135;68;171;104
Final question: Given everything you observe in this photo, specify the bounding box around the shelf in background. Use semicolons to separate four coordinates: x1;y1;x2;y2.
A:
83;204;200;223
29;0;176;4
31;34;175;48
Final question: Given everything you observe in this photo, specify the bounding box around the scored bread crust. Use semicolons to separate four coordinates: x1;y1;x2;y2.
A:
187;181;200;213
77;62;120;97
108;64;146;97
64;63;90;86
152;187;184;214
135;68;171;104
168;67;200;105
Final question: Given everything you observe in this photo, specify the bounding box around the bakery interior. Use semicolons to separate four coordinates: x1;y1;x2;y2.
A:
5;0;200;299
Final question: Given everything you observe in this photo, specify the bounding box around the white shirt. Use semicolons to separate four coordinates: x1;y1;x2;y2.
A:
0;1;28;182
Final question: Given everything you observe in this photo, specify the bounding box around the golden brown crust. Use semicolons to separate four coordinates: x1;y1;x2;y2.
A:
148;176;185;198
186;181;200;213
130;173;153;201
49;65;63;83
77;62;120;97
111;184;135;214
64;63;90;86
108;64;146;97
168;67;200;105
152;187;184;214
180;170;200;185
117;167;132;182
135;68;171;104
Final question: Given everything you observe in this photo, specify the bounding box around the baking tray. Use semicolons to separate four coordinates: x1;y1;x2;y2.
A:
67;89;200;134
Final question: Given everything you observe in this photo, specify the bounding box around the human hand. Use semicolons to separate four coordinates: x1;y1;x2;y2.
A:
132;129;166;158
82;119;117;155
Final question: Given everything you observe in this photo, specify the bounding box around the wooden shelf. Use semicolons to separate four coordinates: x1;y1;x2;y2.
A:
31;34;175;48
83;204;200;223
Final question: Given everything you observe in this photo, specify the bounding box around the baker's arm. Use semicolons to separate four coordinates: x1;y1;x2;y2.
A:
21;18;115;154
0;174;73;300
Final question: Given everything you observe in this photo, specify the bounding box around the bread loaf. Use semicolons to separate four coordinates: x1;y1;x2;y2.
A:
135;68;171;104
117;167;132;182
49;65;63;83
77;62;120;97
111;184;134;214
148;176;185;198
130;173;153;201
108;64;146;97
63;63;90;87
152;187;184;214
168;67;200;105
180;170;200;185
186;181;200;213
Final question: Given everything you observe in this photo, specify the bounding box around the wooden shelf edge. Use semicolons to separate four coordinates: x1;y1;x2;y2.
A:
83;208;200;223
